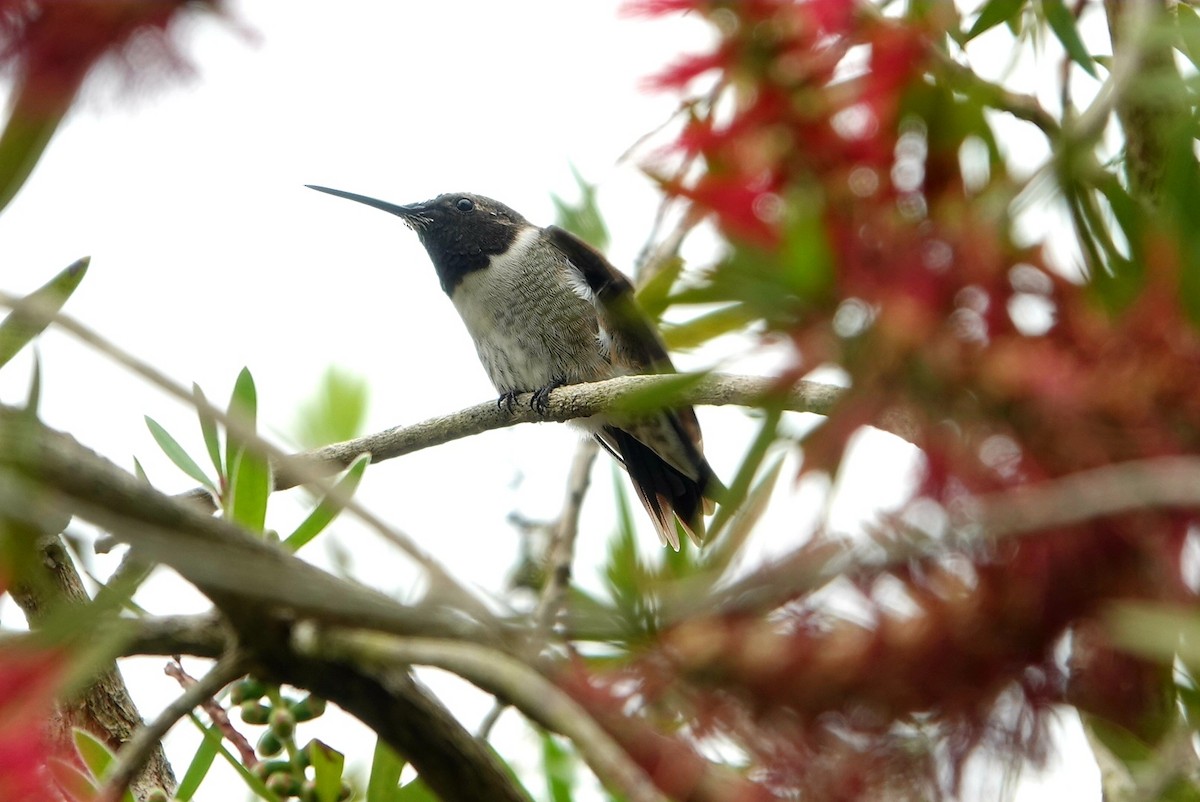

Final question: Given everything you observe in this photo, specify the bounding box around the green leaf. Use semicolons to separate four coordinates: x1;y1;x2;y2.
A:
293;367;370;449
284;454;370;552
551;165;609;251
396;779;437;802
662;304;758;351
48;756;98;801
145;416;216;492
187;713;282;802
73;730;136;802
701;455;784;575
602;473;658;640
0;78;72;213
366;738;406;802
780;194;834;301
965;0;1026;41
73;728;115;777
634;254;685;320
1042;0;1098;77
132;457;149;484
0;257;89;370
1178;5;1200;70
225;367;258;478
542;732;577;802
175;721;221;801
705;408;782;542
609;372;708;418
228;448;270;534
308;740;345;802
23;351;41;414
225;368;269;532
194;383;224;481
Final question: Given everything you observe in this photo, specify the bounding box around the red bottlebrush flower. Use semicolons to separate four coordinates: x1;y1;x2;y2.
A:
0;0;222;115
0;646;73;802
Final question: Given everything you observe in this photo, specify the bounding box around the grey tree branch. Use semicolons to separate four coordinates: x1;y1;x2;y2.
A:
0;409;532;802
294;627;669;802
275;374;850;490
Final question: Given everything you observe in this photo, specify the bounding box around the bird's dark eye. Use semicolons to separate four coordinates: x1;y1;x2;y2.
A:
455;197;474;211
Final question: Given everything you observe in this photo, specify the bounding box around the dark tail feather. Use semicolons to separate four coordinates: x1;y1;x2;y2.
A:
601;426;711;550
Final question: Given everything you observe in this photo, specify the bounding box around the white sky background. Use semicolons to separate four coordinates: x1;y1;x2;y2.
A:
0;1;1105;799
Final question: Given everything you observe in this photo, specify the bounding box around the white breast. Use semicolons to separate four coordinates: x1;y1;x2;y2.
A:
449;227;607;393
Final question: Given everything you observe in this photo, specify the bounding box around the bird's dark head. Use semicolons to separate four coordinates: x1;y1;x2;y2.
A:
307;185;529;294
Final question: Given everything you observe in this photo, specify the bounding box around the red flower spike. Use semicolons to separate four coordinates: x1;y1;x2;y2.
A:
0;0;222;115
0;646;75;802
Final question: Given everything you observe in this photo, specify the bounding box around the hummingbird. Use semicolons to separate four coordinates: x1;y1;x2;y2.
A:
307;185;718;549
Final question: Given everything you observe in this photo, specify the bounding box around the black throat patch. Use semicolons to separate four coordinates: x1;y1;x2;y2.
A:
408;193;527;294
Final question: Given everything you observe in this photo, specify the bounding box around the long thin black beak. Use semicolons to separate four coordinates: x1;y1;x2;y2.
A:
305;185;420;219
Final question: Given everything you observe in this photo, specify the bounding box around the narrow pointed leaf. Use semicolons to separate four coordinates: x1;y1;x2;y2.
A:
551;165;609;251
0;78;73;213
309;740;346;802
146;416;216;492
542;732;577;802
366;737;406;802
1042;0;1097;77
73;730;136;802
175;721;221;801
285;454;370;552
194;383;223;480
966;0;1026;41
224;368;269;531
1178;5;1200;71
73;728;116;778
293;367;369;449
663;304;758;351
228;447;270;534
705;408;782;541
609;372;708;417
48;756;99;801
701;454;785;575
187;713;281;802
23;351;41;413
0;257;89;369
225;367;258;478
396;779;437;802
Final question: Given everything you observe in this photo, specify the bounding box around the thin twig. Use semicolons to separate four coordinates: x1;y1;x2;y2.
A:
294;627;670;802
534;439;600;644
476;702;507;740
98;652;248;802
280;374;849;489
164;658;257;766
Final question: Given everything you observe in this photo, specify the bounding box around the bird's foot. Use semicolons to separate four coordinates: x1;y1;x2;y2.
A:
497;391;520;413
530;378;566;416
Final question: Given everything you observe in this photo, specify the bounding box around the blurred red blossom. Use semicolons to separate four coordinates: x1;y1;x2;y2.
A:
612;0;1200;795
0;0;224;115
0;642;74;802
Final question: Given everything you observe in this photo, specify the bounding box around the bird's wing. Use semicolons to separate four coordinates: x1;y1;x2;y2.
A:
545;225;704;446
547;225;715;549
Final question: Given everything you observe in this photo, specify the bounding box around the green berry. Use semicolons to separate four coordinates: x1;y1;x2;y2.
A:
290;694;327;722
257;730;284;758
265;771;300;797
240;700;271;725
269;706;297;739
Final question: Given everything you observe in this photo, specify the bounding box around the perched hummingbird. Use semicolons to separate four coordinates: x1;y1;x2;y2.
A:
307;185;718;548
